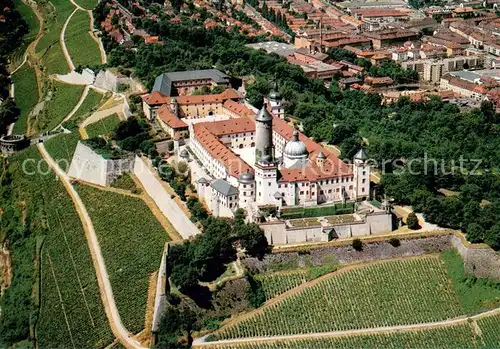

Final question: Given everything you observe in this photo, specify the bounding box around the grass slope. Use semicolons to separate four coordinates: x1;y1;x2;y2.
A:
7;147;113;348
37;81;84;132
86;113;121;138
43;132;81;170
75;184;170;333
36;0;75;75
442;250;500;315
11;66;38;134
110;173;141;193
65;10;102;67
207;324;481;348
216;256;463;339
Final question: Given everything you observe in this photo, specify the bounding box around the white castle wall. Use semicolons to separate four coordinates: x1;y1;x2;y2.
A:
260;211;393;246
68;142;134;186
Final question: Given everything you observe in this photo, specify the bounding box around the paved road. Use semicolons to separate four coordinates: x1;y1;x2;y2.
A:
193;307;500;347
134;156;201;239
38;143;147;349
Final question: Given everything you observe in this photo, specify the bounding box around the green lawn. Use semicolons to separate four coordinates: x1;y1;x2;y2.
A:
63;89;104;130
36;81;84;132
36;0;76;75
11;65;38;134
43;132;81;171
86;113;121;138
65;10;102;68
4;147;113;348
442;250;500;315
75;184;170;334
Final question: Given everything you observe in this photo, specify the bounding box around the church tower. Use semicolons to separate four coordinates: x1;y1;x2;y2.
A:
266;82;285;119
255;104;274;163
254;103;279;205
353;148;370;201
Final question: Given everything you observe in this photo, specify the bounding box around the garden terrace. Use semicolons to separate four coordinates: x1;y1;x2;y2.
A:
280;202;355;220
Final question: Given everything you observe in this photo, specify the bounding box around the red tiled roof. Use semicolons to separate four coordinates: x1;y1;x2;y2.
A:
202;118;255;136
223;100;255;118
142;91;170;106
193;123;253;177
157;105;188;129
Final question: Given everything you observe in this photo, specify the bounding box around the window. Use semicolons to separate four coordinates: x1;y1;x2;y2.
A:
300;191;304;195
259;192;261;196
320;190;324;195
268;182;271;186
328;189;332;193
243;184;247;188
363;171;366;176
362;188;365;193
362;179;366;184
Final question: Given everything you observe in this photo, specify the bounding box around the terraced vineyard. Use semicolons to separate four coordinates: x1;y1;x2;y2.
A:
65;10;102;67
11;66;38;134
44;132;81;168
255;271;308;300
216;256;463;339
9;147;113;348
207;324;482;348
63;89;105;130
37;81;85;132
76;184;170;333
86;113;121;138
477;314;500;347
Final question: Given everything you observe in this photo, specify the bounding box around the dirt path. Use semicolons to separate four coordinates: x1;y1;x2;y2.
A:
60;8;78;71
80;104;123;128
74;180;142;198
193;307;500;347
87;10;107;64
37;143;147;349
52;85;89;131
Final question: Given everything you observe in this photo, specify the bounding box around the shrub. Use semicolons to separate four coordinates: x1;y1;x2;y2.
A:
407;212;419;230
389;237;401;247
352;238;363;251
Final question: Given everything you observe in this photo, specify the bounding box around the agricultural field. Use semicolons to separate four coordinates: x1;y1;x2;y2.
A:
254;265;337;301
281;202;354;219
11;66;38;134
215;256;463;339
36;0;75;75
254;271;307;300
36;81;84;132
75;184;170;334
207;324;482;348
324;214;356;225
8;147;113;348
86;113;121;138
65;10;102;67
63;89;105;130
441;250;500;314
43;132;81;170
477;314;500;347
287;218;321;228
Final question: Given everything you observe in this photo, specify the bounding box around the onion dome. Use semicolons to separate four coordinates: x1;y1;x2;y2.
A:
170;97;177;103
197;177;208;184
284;130;308;159
255;103;273;122
238;171;255;184
180;149;189;158
317;151;326;159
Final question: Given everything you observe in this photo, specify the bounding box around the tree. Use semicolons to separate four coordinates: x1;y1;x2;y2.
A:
0;99;20;135
406;212;419;229
235;223;270;259
352;238;363;251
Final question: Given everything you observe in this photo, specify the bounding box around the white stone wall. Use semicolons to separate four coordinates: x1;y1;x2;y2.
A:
255;166;280;205
68;142;133;186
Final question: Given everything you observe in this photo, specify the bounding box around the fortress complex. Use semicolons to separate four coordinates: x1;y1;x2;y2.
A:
142;79;371;219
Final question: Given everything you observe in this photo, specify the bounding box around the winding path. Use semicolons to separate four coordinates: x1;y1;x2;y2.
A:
193;307;500;347
60;8;78;71
37;143;147;349
51;85;90;132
